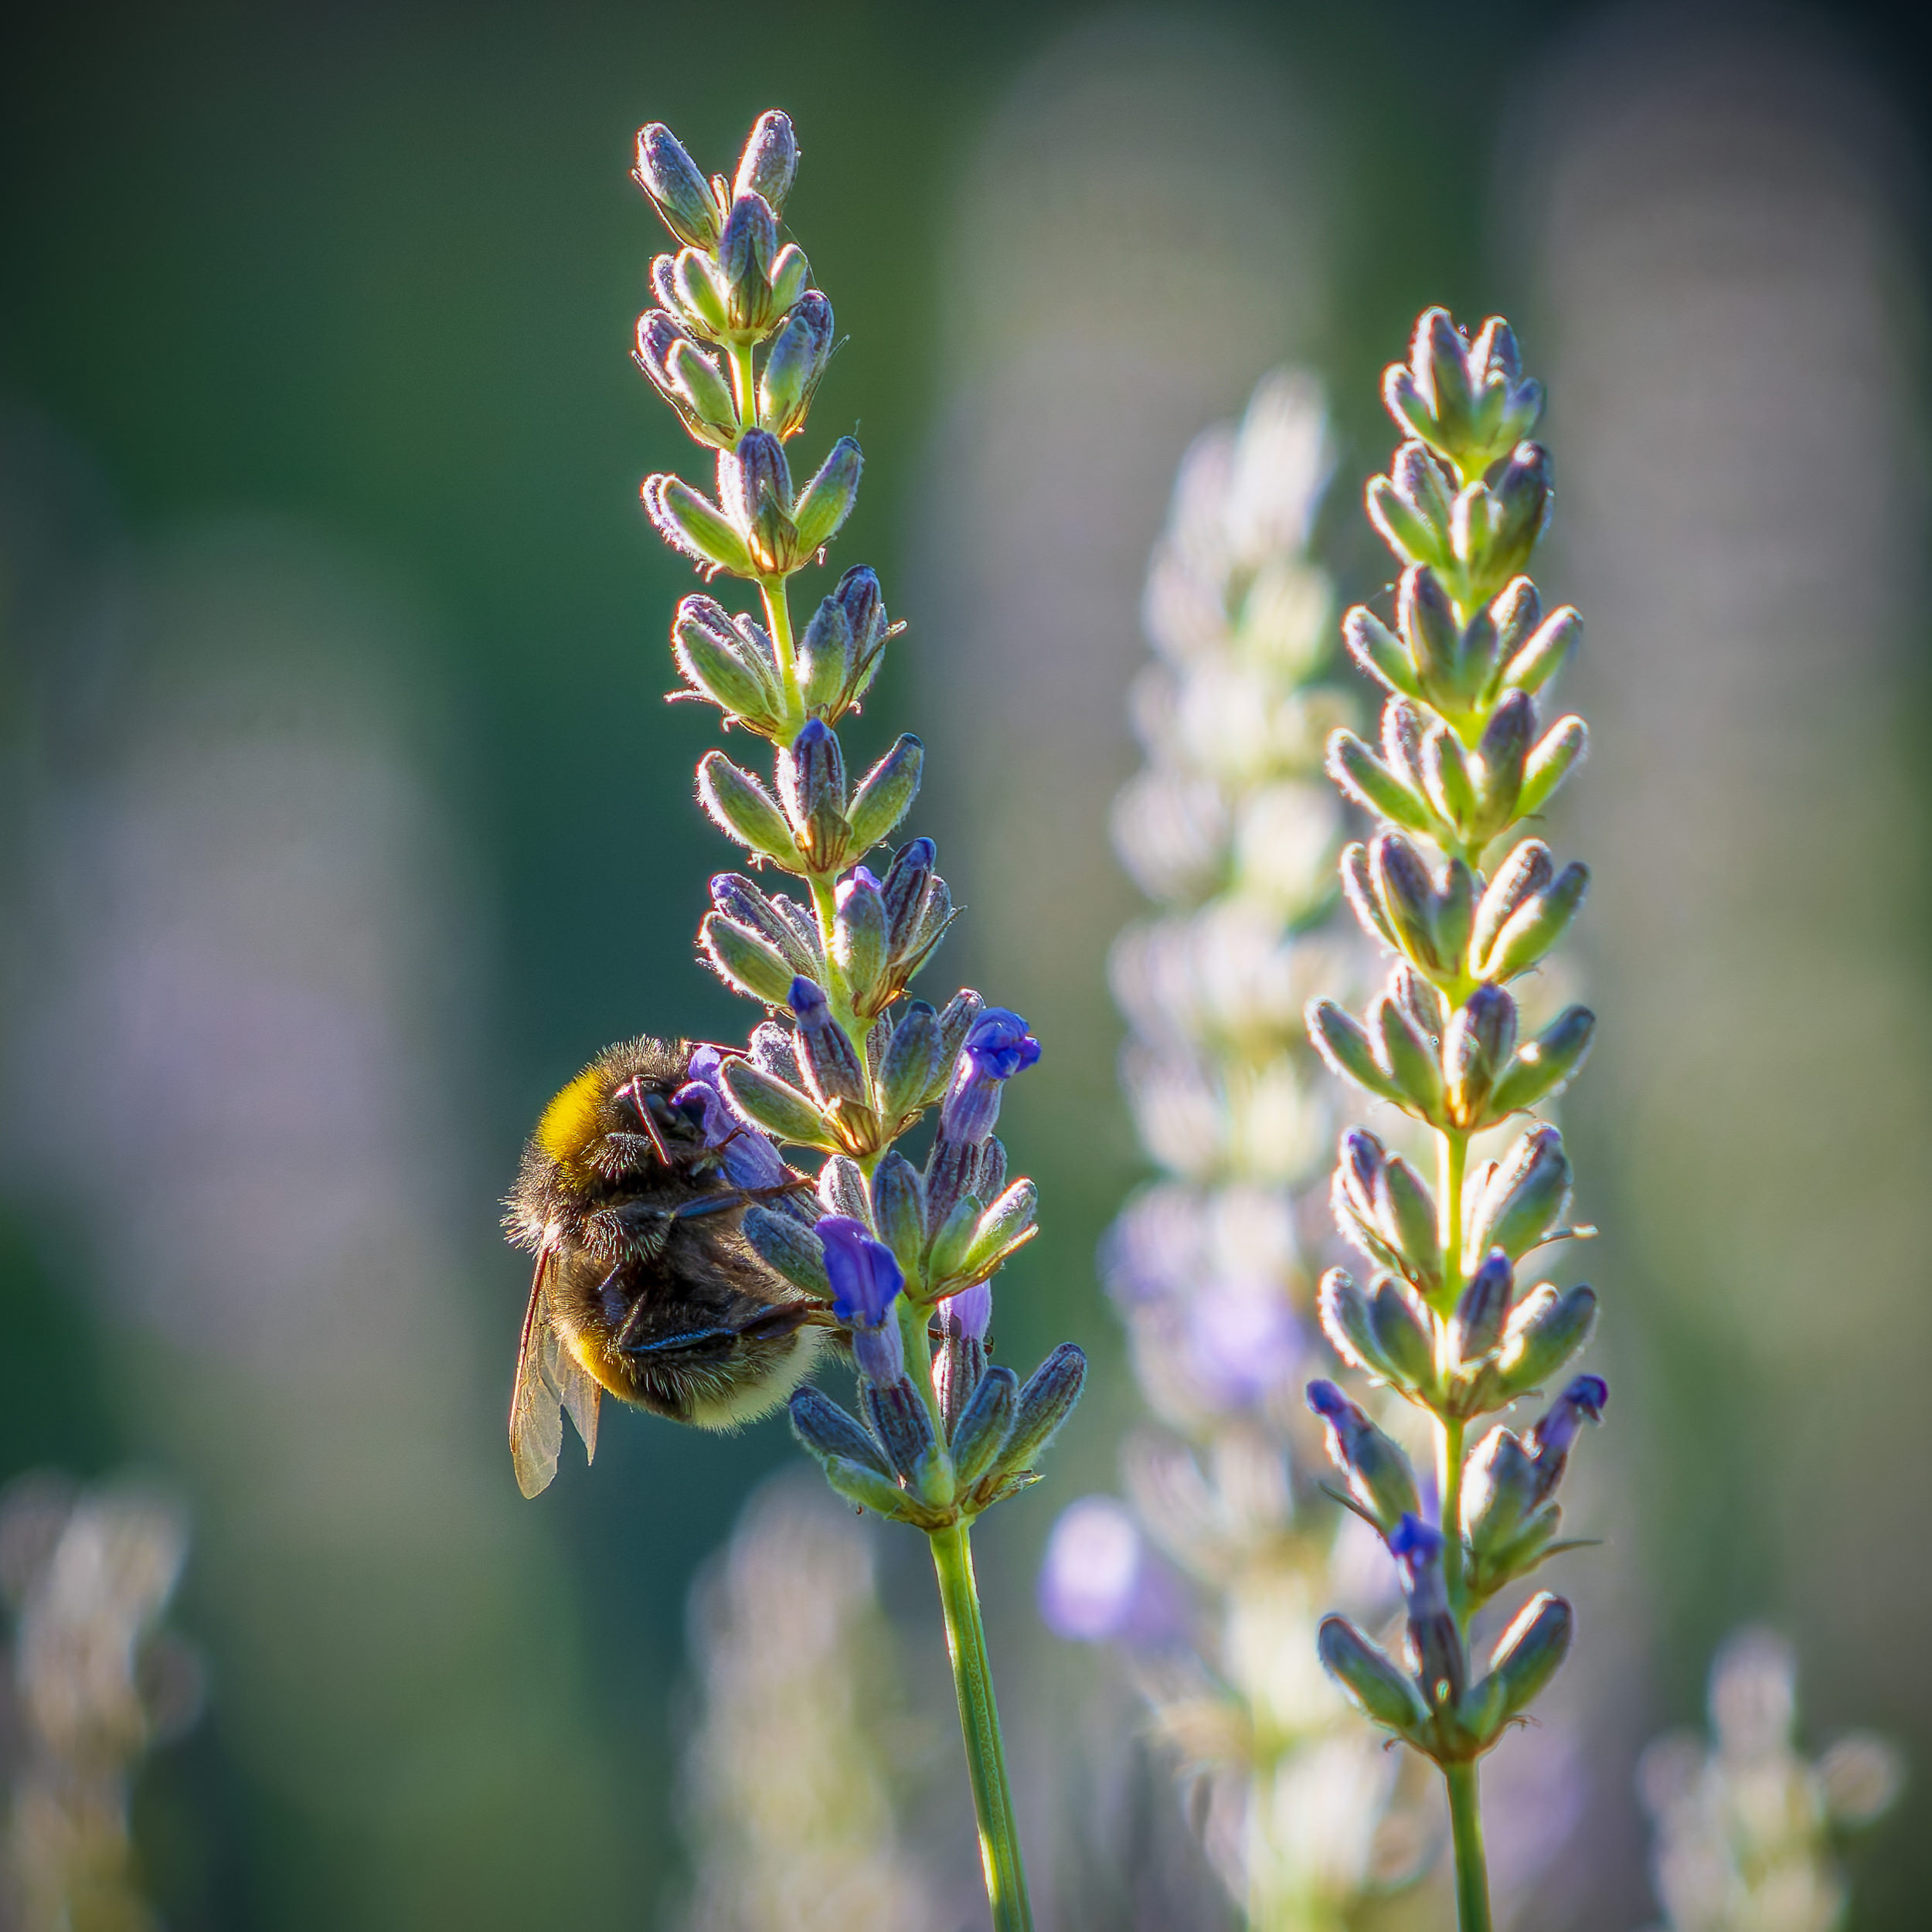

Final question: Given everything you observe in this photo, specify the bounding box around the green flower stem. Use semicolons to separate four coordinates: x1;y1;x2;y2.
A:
1434;1121;1491;1923
1445;1761;1494;1932
726;341;758;434
757;577;806;730
929;1520;1034;1932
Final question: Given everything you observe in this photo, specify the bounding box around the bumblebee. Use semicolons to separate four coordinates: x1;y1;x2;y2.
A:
503;1036;826;1498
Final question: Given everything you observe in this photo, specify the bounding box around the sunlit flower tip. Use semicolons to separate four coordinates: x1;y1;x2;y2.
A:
788;975;831;1026
940;1281;992;1343
835;865;882;907
940;1009;1042;1144
1038;1496;1187;1648
1531;1372;1608;1461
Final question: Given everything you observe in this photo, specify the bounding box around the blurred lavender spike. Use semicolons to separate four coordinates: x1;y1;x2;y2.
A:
1045;371;1425;1927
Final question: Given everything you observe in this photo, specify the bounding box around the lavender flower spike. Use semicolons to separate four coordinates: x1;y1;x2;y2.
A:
628;111;1077;1931
940;1007;1041;1144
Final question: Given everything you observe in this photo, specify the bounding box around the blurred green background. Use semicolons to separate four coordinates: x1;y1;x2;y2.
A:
2;2;1929;1926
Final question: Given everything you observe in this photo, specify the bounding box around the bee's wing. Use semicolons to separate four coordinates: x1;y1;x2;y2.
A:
511;1249;602;1498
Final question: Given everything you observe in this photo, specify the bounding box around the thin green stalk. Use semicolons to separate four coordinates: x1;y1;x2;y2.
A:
1445;1761;1493;1932
726;339;758;434
930;1522;1034;1932
758;577;807;730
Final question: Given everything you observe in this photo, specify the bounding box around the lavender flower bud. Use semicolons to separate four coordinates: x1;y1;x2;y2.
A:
1326;730;1435;835
949;1366;1018;1485
1500;600;1580;698
923;1135;978;1240
832;866;889;1011
699;912;797;1007
1369;1274;1438;1392
940;1008;1041;1144
741;1207;832;1299
1400;565;1460;690
927;1195;982;1286
845;733;923;851
1471;689;1535;838
1320;1615;1431;1736
1478;859;1588;982
869;1011;936;1132
792;436;863;556
767;243;810;316
818;1455;913;1522
1390;1514;1464;1710
1376;1153;1444;1298
935;988;985;1070
815;1155;872;1226
733;109;798;214
748;1019;804;1089
866;1152;924;1277
1342;842;1399;951
1344;603;1423;701
696;751;800;867
832;564;890;693
1444;983;1519;1128
788;1385;890;1478
1370;992;1447;1123
788;975;869;1110
1451;1248;1514;1366
1487;1004;1596;1117
862;1376;937;1483
633;123;722;248
998;1343;1087;1474
1471;837;1553;964
758;289;833;439
1307;998;1406;1108
1306;1380;1420;1533
1517;714;1588;819
1466;1124;1571;1261
673;597;783;726
1420;720;1477;836
1462;1593;1572;1742
1493;1283;1597;1400
719;191;779;332
634;311;739;447
776;719;850;872
1317;1267;1380;1376
934;1284;992;1437
723;429;798;574
668;246;730;338
1394;962;1449;1054
1368;444;1454;570
710;872;819;978
959;1182;1039;1284
1483;442;1553;583
642;473;754;577
721;1057;837;1151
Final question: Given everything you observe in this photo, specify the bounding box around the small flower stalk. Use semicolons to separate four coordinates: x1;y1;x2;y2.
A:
633;113;1083;1932
1046;374;1422;1928
1308;310;1601;1931
1637;1628;1904;1932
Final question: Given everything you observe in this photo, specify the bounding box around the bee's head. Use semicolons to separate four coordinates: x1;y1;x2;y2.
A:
536;1062;708;1182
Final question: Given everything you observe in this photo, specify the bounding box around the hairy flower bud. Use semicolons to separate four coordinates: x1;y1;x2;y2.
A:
634;123;722;248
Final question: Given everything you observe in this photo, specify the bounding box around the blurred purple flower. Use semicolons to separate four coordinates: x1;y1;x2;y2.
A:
1182;1274;1303;1406
1038;1496;1188;1648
